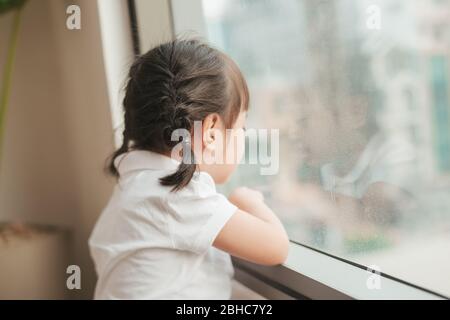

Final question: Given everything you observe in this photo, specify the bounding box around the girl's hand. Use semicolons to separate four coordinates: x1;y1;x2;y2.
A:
228;187;264;212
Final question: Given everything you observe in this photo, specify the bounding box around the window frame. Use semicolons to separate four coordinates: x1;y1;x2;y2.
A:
129;0;448;300
233;242;446;299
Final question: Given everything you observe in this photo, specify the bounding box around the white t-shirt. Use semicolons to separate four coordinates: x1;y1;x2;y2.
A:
89;150;237;300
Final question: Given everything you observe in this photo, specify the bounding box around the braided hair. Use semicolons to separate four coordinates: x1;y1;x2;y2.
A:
107;39;249;191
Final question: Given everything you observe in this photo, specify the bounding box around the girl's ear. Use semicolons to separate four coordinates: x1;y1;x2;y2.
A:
202;113;223;150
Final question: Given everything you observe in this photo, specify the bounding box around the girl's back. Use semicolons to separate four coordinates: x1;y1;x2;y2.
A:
89;150;236;299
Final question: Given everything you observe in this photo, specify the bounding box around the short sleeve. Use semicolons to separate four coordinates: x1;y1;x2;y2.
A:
163;172;238;254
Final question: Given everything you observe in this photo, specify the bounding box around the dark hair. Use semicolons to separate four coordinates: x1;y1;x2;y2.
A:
107;39;249;191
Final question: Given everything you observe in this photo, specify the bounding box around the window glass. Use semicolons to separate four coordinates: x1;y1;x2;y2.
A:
170;0;450;297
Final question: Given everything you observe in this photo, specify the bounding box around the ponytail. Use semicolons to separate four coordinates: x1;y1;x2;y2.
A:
106;129;130;178
159;162;197;192
159;147;196;192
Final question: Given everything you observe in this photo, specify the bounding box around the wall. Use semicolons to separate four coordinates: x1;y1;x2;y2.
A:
0;0;130;299
134;0;174;52
0;0;76;228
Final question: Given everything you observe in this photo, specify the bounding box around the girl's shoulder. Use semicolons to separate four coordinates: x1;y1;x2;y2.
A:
161;170;236;254
172;171;217;198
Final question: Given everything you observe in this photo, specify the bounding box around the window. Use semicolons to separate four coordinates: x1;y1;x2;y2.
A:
137;0;450;298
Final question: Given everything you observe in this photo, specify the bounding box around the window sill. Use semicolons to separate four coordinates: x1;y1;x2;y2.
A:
232;242;446;300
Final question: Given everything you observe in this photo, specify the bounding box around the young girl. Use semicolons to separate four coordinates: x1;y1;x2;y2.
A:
89;39;289;300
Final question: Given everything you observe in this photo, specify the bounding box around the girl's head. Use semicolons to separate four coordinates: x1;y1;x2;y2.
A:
108;39;249;190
